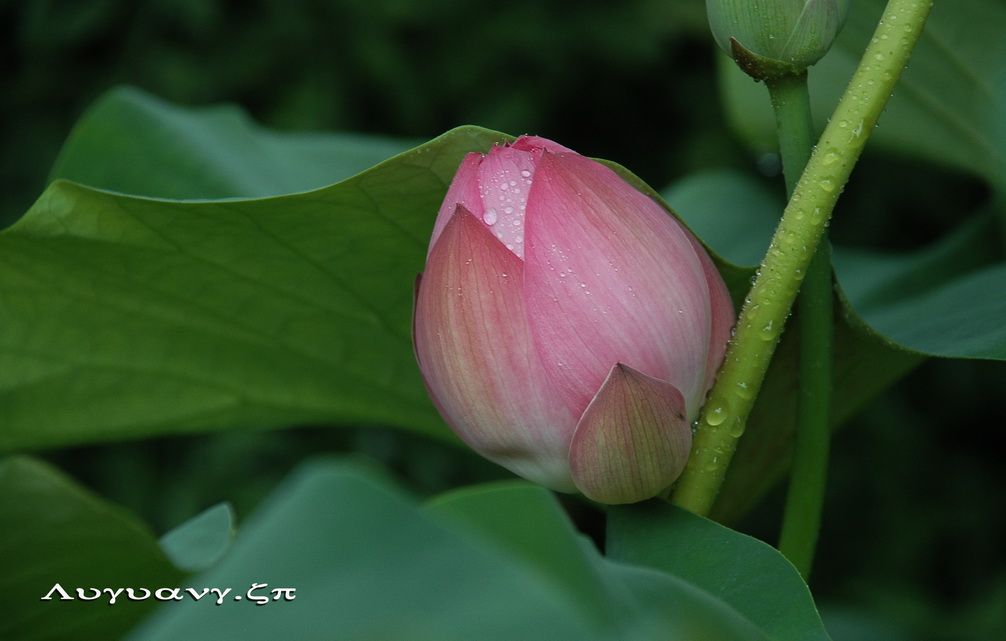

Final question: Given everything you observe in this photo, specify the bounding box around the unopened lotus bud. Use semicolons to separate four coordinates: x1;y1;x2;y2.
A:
706;0;851;79
413;136;735;504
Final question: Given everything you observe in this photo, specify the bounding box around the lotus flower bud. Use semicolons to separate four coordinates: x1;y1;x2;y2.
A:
706;0;850;78
413;136;734;504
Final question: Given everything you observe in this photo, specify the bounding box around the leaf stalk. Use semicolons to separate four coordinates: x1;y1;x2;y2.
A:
672;0;935;516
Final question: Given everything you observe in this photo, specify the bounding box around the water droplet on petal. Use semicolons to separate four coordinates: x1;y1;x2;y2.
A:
484;208;498;225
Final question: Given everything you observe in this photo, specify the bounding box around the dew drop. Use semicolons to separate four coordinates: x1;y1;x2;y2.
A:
484;208;498;225
819;179;836;193
759;319;776;341
520;170;531;178
729;421;746;438
706;403;728;426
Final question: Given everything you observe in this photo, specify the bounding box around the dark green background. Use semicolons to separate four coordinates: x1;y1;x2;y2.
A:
2;1;1003;639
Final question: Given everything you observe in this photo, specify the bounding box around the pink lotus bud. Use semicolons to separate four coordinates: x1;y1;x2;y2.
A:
413;136;734;504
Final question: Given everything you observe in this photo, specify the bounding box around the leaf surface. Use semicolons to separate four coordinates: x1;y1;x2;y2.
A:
128;461;771;640
0;456;184;641
1;116;507;451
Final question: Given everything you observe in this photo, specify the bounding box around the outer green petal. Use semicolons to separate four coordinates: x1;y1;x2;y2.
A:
568;364;691;504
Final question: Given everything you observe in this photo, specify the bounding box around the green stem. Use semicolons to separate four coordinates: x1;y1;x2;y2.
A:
768;73;815;196
765;73;834;580
672;0;934;517
781;240;833;579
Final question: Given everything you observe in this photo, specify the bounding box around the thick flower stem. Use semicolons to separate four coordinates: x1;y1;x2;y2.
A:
766;72;833;581
672;0;934;517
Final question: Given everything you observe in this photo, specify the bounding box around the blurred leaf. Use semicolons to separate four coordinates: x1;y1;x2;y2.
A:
424;482;621;623
607;500;832;641
834;213;1006;359
159;503;235;573
818;606;914;641
0;456;184;641
0;120;508;452
425;481;777;640
128;460;768;640
665;169;781;268
48;87;419;200
674;170;1006;360
720;0;1006;188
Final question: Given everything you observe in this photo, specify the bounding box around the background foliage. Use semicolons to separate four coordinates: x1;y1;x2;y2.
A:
2;0;1004;639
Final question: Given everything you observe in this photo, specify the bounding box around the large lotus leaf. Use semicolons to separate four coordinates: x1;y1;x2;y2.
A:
0;115;509;451
127;460;772;641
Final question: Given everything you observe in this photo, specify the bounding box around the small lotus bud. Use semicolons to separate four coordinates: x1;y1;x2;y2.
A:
706;0;850;78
